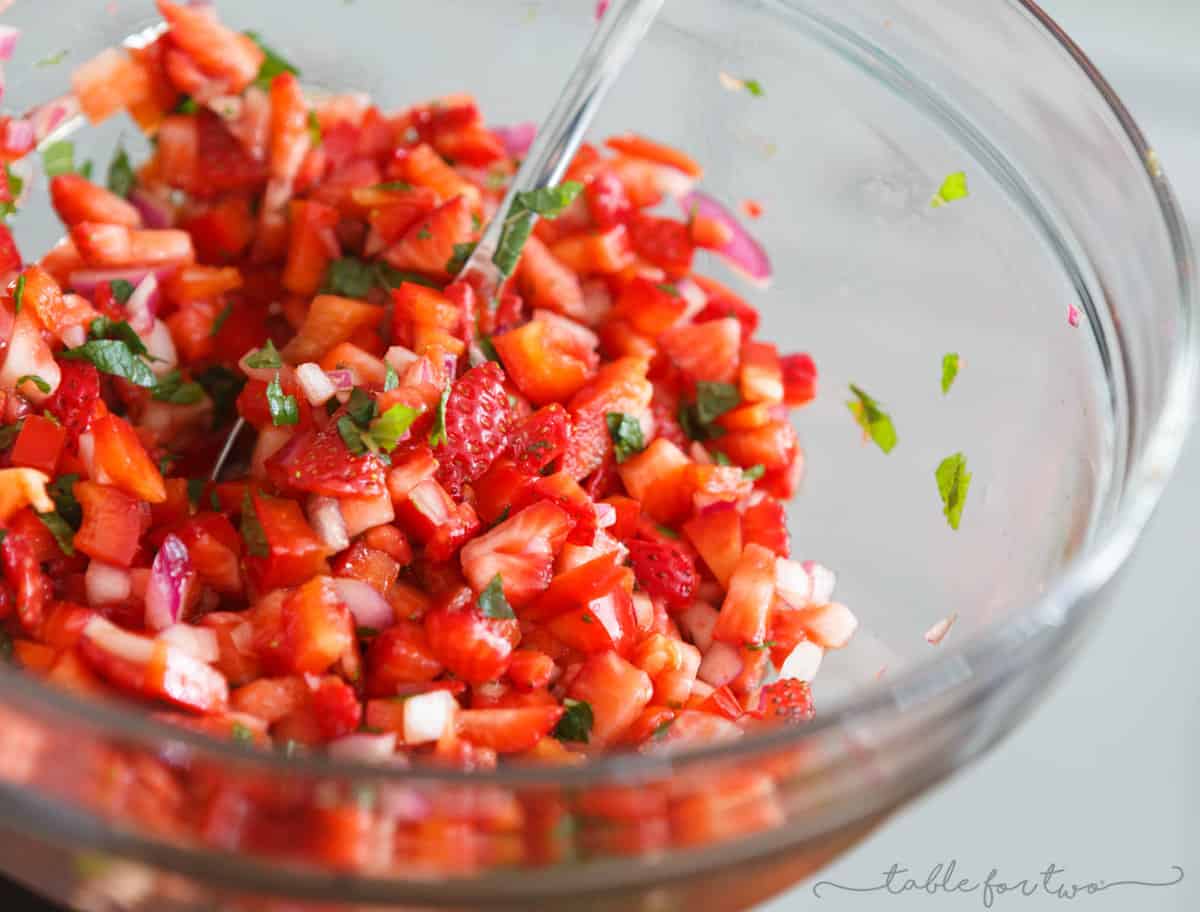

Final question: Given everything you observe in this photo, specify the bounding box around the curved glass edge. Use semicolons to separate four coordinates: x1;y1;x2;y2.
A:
0;0;1192;793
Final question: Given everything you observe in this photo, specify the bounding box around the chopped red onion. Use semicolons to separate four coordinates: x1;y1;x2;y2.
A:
697;640;743;687
67;266;174;297
1;117;34;155
296;362;337;406
324;369;355;391
0;26;18;62
146;534;194;632
129;188;173;229
307;495;349;552
333;577;394;630
779;640;824;682
678;190;772;287
594;501;617;529
1067;303;1081;328
125;274;159;332
29;95;78;143
157;623;219;664
493;122;536;159
595;0;610;20
328;732;398;763
924;613;958;646
82;615;155;665
86;561;132;606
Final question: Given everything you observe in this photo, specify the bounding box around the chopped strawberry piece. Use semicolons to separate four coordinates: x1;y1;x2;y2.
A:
456;705;564;753
750;678;814;724
507;404;570;475
568;651;653;746
266;427;387;499
424;591;520;684
712;543;776;646
459;501;572;607
628;539;697;610
780;352;818;406
365;620;443;696
434;362;513;500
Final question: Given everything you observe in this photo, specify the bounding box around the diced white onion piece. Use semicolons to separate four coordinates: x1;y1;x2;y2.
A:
779;641;824;683
328;732;397;762
797;601;858;649
385;346;419;374
924;613;958;646
803;561;837;604
86;561;132;606
230;622;254;653
143;319;178;378
677;601;719;653
333;577;394;630
402;689;458;745
774;558;813;608
594;501;617;529
157;624;219;664
307;495;349;552
126;274;159;334
339;489;395;539
81;615;155;665
697;640;743;687
60;320;87;350
296;362;337;406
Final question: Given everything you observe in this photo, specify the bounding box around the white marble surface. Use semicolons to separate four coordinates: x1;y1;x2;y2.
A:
763;2;1199;910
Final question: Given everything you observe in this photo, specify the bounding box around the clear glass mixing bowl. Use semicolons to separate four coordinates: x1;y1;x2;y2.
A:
0;1;1193;910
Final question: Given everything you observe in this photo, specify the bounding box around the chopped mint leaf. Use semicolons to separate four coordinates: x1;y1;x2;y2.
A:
107;145;136;198
935;452;971;530
36;49;69;67
47;473;82;529
605;412;645;463
38;512;76;556
477;573;515;619
369;404;420;453
655;524;680;540
89;316;149;356
62;340;156;388
109;279;136;305
16;374;50;394
42;141;76;178
383;363;399;392
153;370;205;405
941;353;960;394
416;226;432;240
694;381;741;425
492;181;584;277
231;722;255;743
194;366;245;428
513;183;585;218
245;339;282;370
174;96;199;115
742;78;765;97
12;273;24;314
307;110;322;147
713;451;732;466
428;385;450;447
1;165;24;219
553;698;593;743
742;464;765;481
374;262;441;290
374;181;413;192
0;421;24;451
931;171;969;207
446;241;477;275
245;31;300;92
337;415;368;455
186;478;205;510
240;492;269;558
211;302;233;337
345;387;377;428
847;384;897;453
652;719;674;739
323;257;376;299
266;373;299;426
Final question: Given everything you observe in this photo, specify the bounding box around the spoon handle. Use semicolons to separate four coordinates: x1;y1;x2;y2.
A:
463;0;665;280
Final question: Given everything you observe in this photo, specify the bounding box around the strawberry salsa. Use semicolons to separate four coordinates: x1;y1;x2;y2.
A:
0;1;858;765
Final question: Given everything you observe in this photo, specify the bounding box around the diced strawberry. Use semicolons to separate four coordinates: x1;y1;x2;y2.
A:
459;501;572;607
1;518;50;632
424;590;520;684
568;651;653;746
242;494;330;592
382;195;473;282
549;226;635;276
626;213;694;275
780;353;818;406
156;0;265;93
70;224;195;268
584;171;633;229
394;478;481;561
283;293;383;363
493;318;594;407
612;277;688;337
193;111;270;198
267;71;311;183
455;705;564;753
517;237;587;323
266;426;388;499
280;201;342;298
50;174;141;228
309;676;362;741
529;472;596;546
255;576;352;675
507;404;570;475
507;649;556;690
563;356;653;480
682;505;742;588
365;620;443;696
713;421;797;471
398;143;482;209
174;513;242;594
693;275;760;338
749;678;814;724
741;496;790;557
660;317;741;384
712;544;776;646
90;414;168;504
0;223;21;274
433;362;513;500
628;539;697;610
71;47;152;124
181;196;256;263
10;416;66;477
604;133;704;179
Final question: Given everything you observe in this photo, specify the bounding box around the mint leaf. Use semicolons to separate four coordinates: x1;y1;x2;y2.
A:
742;464;765;481
553;698;593;743
383;364;399;392
345;387;377;428
477;573;515;619
931;171;969;207
16;374;50;394
373;262;441;290
0;421;23;450
428;386;450;447
446;241;477;275
492;181;583;277
245;339;282;370
89;316;149;356
742;78;765;97
847;384;897;453
231;722;255;743
109;280;135;305
211;302;233;337
153;370;205;405
1;165;24;219
323;257;376;299
13;273;24;314
42;141;76;178
245;31;300;91
47;474;82;529
107;145;136;198
62;340;156;387
694;381;740;425
337;415;368;456
37;512;76;556
941;353;960;394
935;452;971;530
195;366;245;428
605;412;645;463
369;404;420;453
240;492;269;558
266;373;299;426
514;183;584;218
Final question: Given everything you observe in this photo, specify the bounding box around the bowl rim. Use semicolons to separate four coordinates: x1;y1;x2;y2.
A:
0;0;1195;792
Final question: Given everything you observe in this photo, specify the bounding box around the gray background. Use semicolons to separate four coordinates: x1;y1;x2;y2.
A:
763;1;1199;909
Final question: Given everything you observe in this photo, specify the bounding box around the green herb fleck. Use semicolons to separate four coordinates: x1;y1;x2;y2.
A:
713;451;732;466
107;145;136;199
0;421;25;451
211;302;233;338
694;382;741;424
476;335;500;364
36;49;69;67
187;478;205;510
652;719;674;739
356;626;379;639
266;373;299;426
62;339;156;388
240;492;270;558
47;473;82;529
492;181;584;277
38;512;76;556
656;283;680;297
323;257;376;299
245;31;300;92
16;374;50;394
306;110;322;147
245;339;282;370
477;574;515;619
12;274;24;315
847;384;897;453
428;386;450;447
174;96;199;115
553;698;593;743
743;79;765;97
383;363;400;392
605;412;645;463
941;353;960;394
373;181;413;192
42;141;76;178
742;464;765;481
369;404;420;453
935;452;971;530
195;366;246;428
374;262;441;290
109;279;135;305
337;415;368;456
231;722;255;743
89;315;148;355
745;640;776;652
931;171;969;207
655;524;680;540
446;241;477;275
153;370;205;405
345;387;377;428
1;165;25;219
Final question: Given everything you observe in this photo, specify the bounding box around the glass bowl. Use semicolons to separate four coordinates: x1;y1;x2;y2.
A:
0;0;1194;909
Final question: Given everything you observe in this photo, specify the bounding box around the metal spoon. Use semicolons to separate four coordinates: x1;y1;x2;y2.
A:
211;0;664;481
